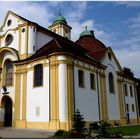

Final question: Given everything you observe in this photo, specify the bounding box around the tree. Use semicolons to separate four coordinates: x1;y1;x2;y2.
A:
72;109;86;133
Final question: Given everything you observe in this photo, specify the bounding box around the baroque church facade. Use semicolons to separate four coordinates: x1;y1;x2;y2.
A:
0;11;139;130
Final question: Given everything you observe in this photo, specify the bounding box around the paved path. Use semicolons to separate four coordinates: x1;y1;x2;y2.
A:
123;135;140;139
0;127;56;138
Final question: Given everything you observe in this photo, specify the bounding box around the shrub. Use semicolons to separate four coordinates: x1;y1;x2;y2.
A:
54;130;69;138
89;120;112;138
68;131;85;138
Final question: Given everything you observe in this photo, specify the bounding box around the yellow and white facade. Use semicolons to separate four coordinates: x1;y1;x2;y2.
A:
0;11;139;130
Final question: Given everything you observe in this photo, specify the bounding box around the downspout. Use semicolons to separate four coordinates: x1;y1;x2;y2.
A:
96;66;101;121
134;82;139;124
72;57;76;114
122;77;127;124
47;56;51;120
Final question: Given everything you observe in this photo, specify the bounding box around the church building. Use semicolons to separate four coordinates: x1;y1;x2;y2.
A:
0;11;139;130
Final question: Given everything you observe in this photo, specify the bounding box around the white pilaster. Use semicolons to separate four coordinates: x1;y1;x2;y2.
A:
58;63;67;122
20;74;23;120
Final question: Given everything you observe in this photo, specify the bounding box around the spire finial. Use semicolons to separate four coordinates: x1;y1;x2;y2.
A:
59;8;61;16
85;26;88;31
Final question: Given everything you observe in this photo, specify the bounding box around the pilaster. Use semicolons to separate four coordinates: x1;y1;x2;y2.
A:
99;72;108;120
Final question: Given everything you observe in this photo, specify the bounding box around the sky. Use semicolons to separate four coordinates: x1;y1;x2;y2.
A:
0;1;140;78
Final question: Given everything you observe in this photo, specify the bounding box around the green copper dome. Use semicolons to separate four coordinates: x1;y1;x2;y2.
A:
80;27;94;37
53;15;67;24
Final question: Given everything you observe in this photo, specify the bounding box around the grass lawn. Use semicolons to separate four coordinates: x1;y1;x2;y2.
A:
108;125;140;136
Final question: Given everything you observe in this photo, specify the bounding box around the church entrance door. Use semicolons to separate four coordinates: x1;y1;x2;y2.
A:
2;96;12;127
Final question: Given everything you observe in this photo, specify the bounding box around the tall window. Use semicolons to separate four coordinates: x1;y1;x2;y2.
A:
34;64;43;87
132;104;135;112
130;85;133;97
78;70;84;88
124;84;128;96
108;72;115;93
90;73;95;90
5;60;13;86
126;104;129;112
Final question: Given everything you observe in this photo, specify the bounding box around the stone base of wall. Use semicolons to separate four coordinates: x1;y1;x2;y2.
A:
129;118;138;124
0;121;4;127
0;118;139;130
12;119;72;131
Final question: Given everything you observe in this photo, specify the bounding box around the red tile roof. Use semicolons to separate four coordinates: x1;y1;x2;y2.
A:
87;48;108;61
76;36;108;61
76;36;106;51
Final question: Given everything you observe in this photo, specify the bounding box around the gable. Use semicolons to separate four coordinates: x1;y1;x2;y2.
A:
101;47;123;72
0;11;26;34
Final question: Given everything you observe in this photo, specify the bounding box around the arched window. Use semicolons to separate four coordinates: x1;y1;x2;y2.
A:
108;72;115;93
34;64;43;87
5;60;13;86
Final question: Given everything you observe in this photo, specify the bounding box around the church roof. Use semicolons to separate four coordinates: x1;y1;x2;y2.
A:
6;11;107;65
76;31;107;61
15;38;106;69
87;48;108;61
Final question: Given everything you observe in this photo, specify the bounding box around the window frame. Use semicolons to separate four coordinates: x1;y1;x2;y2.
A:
126;103;129;112
108;72;115;93
132;104;135;112
130;85;133;97
90;73;96;90
124;84;128;96
5;34;13;46
78;70;84;88
4;60;13;86
34;64;43;87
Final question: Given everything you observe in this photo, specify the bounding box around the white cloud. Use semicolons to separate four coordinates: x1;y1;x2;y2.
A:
70;19;95;41
0;1;112;45
111;11;140;78
129;13;140;30
0;1;55;28
114;1;140;7
115;48;140;77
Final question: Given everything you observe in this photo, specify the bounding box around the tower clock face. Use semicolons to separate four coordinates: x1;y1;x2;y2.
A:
5;34;13;46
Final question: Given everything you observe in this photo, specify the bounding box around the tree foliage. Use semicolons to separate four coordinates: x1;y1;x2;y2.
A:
72;109;86;134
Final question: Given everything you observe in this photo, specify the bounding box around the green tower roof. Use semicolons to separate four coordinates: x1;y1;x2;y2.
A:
53;15;67;24
80;26;94;37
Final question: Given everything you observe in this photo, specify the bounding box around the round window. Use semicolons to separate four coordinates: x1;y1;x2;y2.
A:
7;20;12;26
22;28;25;33
5;34;13;46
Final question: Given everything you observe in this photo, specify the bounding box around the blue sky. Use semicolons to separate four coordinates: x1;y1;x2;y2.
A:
0;1;140;77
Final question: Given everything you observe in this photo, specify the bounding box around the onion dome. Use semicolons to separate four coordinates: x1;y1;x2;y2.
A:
53;15;67;24
76;26;106;52
80;26;94;38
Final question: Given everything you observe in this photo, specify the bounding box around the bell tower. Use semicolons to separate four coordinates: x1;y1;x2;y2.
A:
49;12;72;40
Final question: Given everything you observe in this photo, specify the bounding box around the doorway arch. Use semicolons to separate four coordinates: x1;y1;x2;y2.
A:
1;96;12;127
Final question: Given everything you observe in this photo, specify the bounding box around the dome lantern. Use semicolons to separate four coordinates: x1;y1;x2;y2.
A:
80;26;95;38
